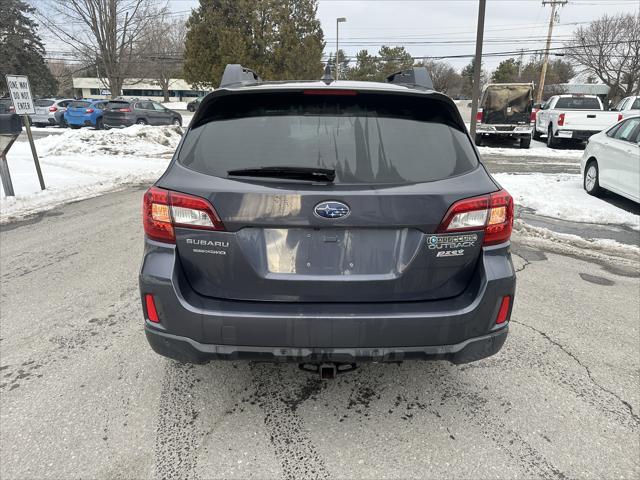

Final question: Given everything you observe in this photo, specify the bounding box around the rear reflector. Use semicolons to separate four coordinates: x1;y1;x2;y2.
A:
143;186;225;243
303;89;358;96
495;296;511;324
145;294;160;323
437;189;514;246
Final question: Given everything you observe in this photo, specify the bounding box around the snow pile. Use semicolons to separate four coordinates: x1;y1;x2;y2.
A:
161;102;188;110
494;173;640;230
478;142;584;159
38;125;183;156
0;127;181;222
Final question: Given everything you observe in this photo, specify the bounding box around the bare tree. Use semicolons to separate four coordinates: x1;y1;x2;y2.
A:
565;13;640;99
137;13;186;102
421;60;462;95
47;61;76;96
35;0;161;97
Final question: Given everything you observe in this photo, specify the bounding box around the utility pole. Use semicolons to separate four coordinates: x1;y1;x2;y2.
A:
336;17;347;80
536;0;568;104
469;0;486;140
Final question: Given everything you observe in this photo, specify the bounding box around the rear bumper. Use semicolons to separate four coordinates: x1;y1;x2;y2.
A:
476;127;532;138
139;240;515;364
103;117;134;128
145;325;508;364
556;129;599;140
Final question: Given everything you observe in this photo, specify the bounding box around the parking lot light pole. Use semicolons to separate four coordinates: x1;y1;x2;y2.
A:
470;0;486;140
336;17;347;80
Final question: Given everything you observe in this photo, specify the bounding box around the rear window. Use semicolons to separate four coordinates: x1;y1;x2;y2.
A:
70;101;90;108
179;92;477;185
105;101;130;109
632;98;640;110
35;99;54;107
554;97;601;110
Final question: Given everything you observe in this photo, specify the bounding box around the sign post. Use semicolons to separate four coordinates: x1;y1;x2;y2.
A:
5;74;46;190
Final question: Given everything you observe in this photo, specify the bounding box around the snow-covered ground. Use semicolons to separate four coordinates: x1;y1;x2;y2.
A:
494;172;640;231
478;141;584;159
161;101;188;110
0;126;180;222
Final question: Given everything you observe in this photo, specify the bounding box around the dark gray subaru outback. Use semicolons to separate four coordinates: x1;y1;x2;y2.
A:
139;65;515;376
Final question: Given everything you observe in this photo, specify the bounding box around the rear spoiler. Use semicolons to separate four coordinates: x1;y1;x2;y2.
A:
386;67;434;90
220;64;262;88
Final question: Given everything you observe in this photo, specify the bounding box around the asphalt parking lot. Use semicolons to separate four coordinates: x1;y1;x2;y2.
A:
1;184;638;479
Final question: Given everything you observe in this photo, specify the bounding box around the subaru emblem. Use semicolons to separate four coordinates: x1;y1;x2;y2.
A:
314;201;350;219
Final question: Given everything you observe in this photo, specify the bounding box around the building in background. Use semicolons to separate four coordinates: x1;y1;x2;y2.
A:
72;78;206;101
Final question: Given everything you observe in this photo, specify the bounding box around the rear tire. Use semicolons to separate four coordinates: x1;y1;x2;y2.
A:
136;119;147;125
69;125;81;129
187;104;195;112
533;128;541;141
172;118;181;126
95;118;103;130
520;135;531;149
584;160;602;197
547;126;559;148
474;135;483;147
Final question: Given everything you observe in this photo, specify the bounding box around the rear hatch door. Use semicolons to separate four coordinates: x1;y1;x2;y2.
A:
160;89;497;302
65;101;91;122
103;101;131;124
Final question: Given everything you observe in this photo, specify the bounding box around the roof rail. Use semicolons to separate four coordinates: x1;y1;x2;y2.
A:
220;64;262;88
386;67;434;90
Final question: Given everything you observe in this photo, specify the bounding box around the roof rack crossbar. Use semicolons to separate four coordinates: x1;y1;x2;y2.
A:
220;64;262;88
386;67;434;90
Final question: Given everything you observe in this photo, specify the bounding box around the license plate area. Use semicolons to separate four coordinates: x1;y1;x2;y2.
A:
261;228;420;276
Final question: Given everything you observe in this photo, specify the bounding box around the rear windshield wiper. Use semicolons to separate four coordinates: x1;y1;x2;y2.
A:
227;166;335;182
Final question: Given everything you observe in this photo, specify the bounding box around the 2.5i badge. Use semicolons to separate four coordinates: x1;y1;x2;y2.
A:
427;233;478;257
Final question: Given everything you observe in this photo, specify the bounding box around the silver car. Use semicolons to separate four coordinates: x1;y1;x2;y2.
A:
31;98;75;127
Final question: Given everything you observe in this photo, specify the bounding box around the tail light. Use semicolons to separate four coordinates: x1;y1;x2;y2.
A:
85;108;94;113
617;113;623;121
557;113;565;126
495;296;511;324
49;106;58;112
8;106;15;112
118;107;131;112
530;109;537;123
143;186;225;243
476;110;483;123
437;189;514;246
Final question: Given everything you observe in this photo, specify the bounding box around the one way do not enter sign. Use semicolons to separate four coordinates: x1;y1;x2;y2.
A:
5;75;36;115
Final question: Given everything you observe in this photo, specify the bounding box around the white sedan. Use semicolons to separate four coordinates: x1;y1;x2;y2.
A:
581;115;640;203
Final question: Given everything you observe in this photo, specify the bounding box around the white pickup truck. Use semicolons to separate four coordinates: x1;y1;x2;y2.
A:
611;95;640;120
534;94;620;148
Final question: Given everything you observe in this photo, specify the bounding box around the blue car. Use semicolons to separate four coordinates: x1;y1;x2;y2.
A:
64;99;107;129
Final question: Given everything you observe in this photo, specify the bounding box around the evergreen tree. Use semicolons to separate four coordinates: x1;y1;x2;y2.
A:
0;0;57;96
491;58;521;83
183;0;324;88
377;46;413;81
344;49;378;81
460;58;487;98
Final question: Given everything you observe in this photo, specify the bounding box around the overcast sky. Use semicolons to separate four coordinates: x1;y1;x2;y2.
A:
42;0;639;73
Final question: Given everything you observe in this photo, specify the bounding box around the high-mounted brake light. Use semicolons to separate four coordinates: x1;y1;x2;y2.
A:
557;113;565;126
437;189;514;246
476;110;483;123
303;89;358;96
142;186;225;243
49;106;58;112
